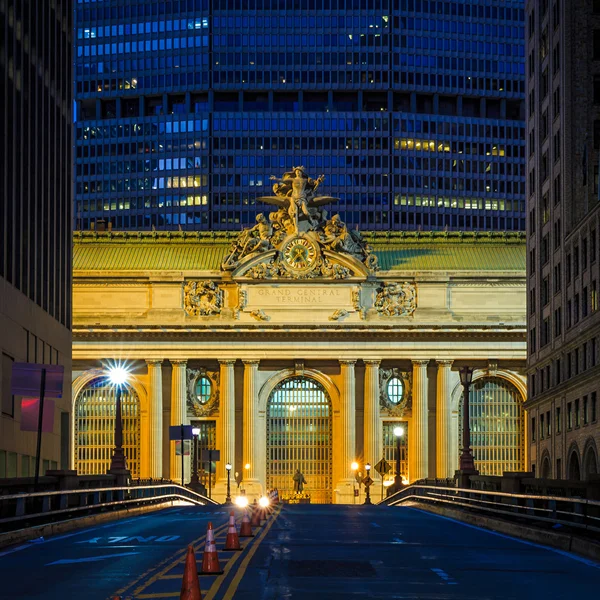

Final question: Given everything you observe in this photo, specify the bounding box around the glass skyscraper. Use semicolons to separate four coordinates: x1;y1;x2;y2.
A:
74;0;526;232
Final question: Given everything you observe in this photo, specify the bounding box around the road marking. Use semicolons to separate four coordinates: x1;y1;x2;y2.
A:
392;537;405;544
216;506;282;600
431;567;458;585
371;522;381;528
46;551;140;566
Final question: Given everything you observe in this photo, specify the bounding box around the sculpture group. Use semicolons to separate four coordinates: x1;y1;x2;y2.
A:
222;167;378;275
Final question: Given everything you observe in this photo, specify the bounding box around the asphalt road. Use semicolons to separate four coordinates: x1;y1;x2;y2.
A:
0;503;598;599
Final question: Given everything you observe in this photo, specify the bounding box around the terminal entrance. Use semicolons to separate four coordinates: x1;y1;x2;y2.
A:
266;376;332;503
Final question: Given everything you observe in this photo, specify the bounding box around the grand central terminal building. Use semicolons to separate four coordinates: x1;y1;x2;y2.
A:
71;173;528;503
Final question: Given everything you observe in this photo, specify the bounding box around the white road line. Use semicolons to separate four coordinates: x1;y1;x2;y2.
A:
46;551;140;566
392;537;405;544
431;567;458;585
371;522;381;528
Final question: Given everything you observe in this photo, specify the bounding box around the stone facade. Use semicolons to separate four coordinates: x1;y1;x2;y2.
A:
71;226;527;502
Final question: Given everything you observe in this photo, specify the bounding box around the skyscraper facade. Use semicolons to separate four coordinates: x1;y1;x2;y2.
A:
525;0;600;480
1;0;73;476
74;0;526;232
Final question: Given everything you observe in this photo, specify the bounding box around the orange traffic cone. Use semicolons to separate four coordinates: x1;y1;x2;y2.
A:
250;503;262;527
240;509;254;537
223;511;243;551
200;522;223;575
180;545;202;600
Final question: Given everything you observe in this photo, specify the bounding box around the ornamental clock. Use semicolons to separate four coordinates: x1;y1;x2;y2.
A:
281;236;320;274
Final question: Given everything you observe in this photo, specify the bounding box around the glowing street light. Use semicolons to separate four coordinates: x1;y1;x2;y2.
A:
191;427;201;485
394;426;405;487
351;461;359;504
107;366;130;473
225;462;232;504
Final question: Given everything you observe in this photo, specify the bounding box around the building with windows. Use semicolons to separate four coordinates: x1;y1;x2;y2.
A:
70;177;527;502
525;0;600;481
0;1;73;478
74;0;526;233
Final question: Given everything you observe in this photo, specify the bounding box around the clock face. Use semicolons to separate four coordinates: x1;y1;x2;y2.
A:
282;237;319;273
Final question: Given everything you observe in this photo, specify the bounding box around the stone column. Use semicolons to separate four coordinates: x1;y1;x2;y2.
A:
146;360;163;479
436;360;454;479
169;360;188;484
242;360;262;497
363;360;382;484
409;360;429;482
337;360;356;503
216;360;236;499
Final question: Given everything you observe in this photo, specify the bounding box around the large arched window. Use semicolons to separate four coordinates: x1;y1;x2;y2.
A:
459;376;525;476
74;377;141;478
266;376;332;503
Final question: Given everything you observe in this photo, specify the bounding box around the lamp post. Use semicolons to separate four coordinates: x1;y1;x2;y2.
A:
393;426;405;487
458;366;478;474
351;461;359;504
108;367;129;474
191;427;200;485
225;462;232;504
364;463;372;505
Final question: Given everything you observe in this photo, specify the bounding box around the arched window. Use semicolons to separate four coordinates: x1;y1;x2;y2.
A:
459;376;525;476
266;376;332;503
568;449;581;481
74;377;141;478
583;444;598;480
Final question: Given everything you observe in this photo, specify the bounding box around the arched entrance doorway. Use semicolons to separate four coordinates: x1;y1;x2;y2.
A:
583;445;598;480
266;376;332;503
74;377;141;478
568;449;581;481
458;376;525;475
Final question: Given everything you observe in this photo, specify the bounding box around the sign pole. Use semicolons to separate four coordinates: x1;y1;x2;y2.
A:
34;369;47;491
180;424;185;487
208;449;212;499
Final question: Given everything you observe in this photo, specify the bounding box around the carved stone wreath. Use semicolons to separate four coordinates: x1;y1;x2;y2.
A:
374;282;417;317
186;368;220;417
184;280;223;316
379;368;412;417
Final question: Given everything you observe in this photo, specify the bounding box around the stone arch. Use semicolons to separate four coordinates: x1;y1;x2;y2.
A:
540;450;552;479
257;368;342;499
71;367;148;473
582;438;599;481
450;368;527;411
567;442;581;481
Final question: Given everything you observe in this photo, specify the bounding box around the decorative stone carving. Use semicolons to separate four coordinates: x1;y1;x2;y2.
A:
221;169;378;278
186;368;220;417
249;309;269;321
374;282;417;317
379;368;412;417
351;286;367;320
329;309;348;321
184;280;223;316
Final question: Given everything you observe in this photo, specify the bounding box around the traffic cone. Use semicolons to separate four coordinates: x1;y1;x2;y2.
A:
250;502;262;527
200;522;223;575
223;511;243;551
239;509;253;537
180;545;202;600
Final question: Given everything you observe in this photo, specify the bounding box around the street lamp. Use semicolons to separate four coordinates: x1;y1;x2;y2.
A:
108;367;129;473
191;427;200;485
225;462;232;504
458;366;477;473
393;426;405;487
351;461;359;504
364;463;372;505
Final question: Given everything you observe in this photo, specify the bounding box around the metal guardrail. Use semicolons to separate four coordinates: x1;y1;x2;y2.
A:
0;484;218;531
381;484;600;534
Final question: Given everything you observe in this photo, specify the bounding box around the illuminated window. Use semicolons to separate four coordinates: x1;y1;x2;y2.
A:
195;376;212;404
386;377;404;404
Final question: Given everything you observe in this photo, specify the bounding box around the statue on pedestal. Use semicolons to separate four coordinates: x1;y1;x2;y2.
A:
293;468;307;493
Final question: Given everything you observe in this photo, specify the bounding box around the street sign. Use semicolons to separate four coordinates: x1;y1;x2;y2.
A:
374;458;392;476
11;363;64;398
169;425;193;440
200;449;220;462
363;475;374;487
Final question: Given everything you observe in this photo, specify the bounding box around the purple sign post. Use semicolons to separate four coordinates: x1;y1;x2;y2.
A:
12;363;64;489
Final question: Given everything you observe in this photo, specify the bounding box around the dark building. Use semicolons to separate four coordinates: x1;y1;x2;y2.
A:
0;0;72;476
525;0;600;480
74;0;526;232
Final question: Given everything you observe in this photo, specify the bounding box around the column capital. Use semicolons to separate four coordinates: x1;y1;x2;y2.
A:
339;359;357;367
412;359;430;366
218;359;236;366
242;359;260;367
364;359;381;367
170;359;187;366
436;359;454;367
146;359;164;367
